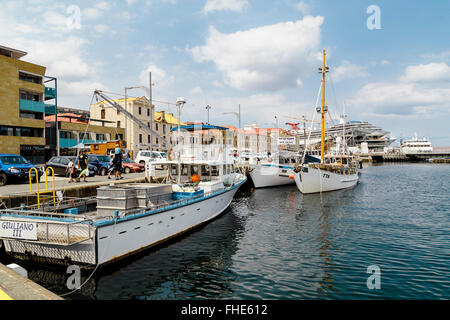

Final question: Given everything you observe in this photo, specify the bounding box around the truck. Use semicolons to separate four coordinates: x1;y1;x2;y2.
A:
89;140;127;156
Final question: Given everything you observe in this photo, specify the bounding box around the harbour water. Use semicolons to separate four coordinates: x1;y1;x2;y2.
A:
1;163;449;299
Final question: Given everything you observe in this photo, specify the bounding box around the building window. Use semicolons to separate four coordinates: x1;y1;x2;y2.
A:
79;132;90;140
163;124;166;134
139;134;143;143
155;123;159;131
20;91;40;102
116;134;123;140
117;121;121;127
147;108;150;116
138;107;142;115
148;135;151;143
20;111;43;120
96;133;106;141
0;125;43;137
19;72;42;84
101;109;106;119
156;137;159;145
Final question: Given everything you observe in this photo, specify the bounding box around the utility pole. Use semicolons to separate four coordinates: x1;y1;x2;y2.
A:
206;105;211;125
149;72;153;152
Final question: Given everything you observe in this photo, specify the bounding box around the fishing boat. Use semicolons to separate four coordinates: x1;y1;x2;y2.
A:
293;50;359;194
0;126;246;268
248;151;300;188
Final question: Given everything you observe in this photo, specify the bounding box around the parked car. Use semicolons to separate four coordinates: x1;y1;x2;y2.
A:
122;157;145;174
0;154;42;186
135;150;167;165
45;156;96;177
87;154;111;176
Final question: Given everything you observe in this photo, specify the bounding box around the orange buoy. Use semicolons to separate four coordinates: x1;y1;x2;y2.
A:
191;174;200;183
289;173;295;180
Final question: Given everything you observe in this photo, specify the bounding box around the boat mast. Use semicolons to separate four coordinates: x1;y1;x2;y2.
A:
320;49;328;163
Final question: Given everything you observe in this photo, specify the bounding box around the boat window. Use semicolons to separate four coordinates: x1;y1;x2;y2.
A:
223;164;227;174
191;165;199;176
170;164;178;175
181;165;188;176
211;165;219;176
201;165;210;176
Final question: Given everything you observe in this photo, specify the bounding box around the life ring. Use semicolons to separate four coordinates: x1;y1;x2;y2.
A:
168;148;174;161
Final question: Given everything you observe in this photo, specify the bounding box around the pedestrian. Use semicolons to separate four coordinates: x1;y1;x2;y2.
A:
66;158;75;183
114;145;123;180
77;150;89;182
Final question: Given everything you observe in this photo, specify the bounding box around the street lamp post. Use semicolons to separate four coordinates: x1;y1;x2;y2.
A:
176;97;186;184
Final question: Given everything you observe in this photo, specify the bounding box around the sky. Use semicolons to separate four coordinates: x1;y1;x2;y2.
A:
2;0;450;145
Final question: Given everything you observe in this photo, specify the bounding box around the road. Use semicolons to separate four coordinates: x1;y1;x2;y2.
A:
0;172;146;196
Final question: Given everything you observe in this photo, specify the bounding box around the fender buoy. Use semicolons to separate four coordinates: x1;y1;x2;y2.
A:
191;174;200;183
289;173;295;180
168;148;174;161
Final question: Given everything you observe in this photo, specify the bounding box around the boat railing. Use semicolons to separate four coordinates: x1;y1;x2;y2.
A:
0;214;94;246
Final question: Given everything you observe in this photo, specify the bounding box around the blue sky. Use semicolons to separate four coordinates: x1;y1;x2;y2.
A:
2;0;450;145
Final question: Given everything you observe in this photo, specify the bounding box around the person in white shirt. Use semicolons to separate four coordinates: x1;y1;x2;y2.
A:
67;158;75;183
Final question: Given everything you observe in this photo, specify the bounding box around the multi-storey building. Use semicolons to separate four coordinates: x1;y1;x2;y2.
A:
0;45;55;163
45;111;125;156
90;96;185;157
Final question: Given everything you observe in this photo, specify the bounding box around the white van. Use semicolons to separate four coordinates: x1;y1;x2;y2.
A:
135;150;167;164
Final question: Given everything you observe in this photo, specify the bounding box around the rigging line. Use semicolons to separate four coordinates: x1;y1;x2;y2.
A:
301;82;322;165
327;71;341;126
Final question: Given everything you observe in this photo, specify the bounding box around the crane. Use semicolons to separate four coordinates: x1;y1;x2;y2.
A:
93;90;172;149
285;122;300;130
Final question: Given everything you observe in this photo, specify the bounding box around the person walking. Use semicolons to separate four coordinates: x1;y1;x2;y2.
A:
66;158;75;183
77;150;89;182
114;145;123;180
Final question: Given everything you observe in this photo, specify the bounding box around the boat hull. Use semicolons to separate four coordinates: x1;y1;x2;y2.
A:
294;167;358;194
249;164;295;188
2;179;246;267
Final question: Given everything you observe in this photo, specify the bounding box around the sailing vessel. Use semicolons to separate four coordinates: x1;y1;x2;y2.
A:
293;50;359;194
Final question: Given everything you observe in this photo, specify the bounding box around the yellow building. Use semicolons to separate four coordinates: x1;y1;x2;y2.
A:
90;96;185;156
0;45;51;163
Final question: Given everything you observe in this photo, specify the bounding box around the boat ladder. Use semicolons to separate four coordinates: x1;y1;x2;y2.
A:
29;167;56;209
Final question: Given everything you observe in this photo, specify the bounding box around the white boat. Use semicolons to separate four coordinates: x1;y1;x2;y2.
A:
293;49;359;194
294;155;359;193
400;134;433;154
249;151;299;188
0;161;246;267
0;125;246;268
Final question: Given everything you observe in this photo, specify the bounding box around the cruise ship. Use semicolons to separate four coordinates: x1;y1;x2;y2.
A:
293;120;395;153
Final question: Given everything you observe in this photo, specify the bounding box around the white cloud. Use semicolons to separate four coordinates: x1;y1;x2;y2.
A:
420;50;450;60
331;60;369;82
190;16;324;91
139;64;174;89
203;0;248;14
82;2;111;20
349;81;450;118
400;62;450;83
190;86;204;95
296;1;311;15
94;24;110;33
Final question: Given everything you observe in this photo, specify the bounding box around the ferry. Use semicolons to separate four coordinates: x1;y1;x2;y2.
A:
400;134;433;154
